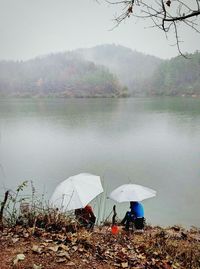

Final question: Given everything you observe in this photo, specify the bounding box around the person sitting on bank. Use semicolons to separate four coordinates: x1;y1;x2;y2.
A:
75;204;96;229
121;201;145;231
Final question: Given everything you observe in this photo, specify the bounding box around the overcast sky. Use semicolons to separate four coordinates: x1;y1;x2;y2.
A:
0;0;200;60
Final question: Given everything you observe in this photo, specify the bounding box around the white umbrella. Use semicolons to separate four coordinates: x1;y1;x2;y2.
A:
109;184;156;202
50;173;103;211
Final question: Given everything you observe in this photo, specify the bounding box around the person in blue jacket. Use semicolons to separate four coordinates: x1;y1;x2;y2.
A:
121;201;145;230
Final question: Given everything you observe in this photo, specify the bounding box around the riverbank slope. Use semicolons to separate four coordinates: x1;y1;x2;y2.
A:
0;225;199;269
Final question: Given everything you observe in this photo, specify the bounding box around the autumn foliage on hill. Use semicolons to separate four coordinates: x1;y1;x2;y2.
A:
0;52;126;98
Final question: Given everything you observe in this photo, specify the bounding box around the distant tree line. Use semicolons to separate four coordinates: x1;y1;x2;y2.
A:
78;44;200;97
0;52;127;98
0;45;199;97
149;51;200;96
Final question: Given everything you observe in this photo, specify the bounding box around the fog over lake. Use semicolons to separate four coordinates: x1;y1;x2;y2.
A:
0;97;200;227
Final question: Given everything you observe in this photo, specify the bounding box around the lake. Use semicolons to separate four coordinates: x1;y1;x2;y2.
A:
0;97;200;227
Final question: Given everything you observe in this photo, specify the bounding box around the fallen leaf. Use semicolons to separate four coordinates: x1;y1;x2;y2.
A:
137;254;146;260
59;244;69;251
56;257;67;263
12;238;19;243
44;239;53;243
23;232;29;238
33;264;43;269
56;251;70;260
166;0;171;7
121;262;128;268
66;261;75;266
121;247;127;254
48;245;59;252
32;245;42;254
13;253;25;266
16;254;25;261
72;246;78;251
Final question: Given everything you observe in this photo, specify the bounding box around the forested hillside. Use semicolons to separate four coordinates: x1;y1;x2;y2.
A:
76;44;162;95
0;46;199;98
0;52;126;97
150;51;200;96
77;45;200;97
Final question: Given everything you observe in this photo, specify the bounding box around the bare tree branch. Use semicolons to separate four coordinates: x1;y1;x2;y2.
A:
102;0;200;56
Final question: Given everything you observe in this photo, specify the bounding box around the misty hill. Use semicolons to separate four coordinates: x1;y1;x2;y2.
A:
150;51;200;96
0;45;199;98
0;52;126;98
76;44;162;95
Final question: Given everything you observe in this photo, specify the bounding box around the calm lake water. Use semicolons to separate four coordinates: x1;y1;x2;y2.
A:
0;97;200;227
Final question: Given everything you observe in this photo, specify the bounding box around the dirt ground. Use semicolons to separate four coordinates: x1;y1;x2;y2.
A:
0;225;200;269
